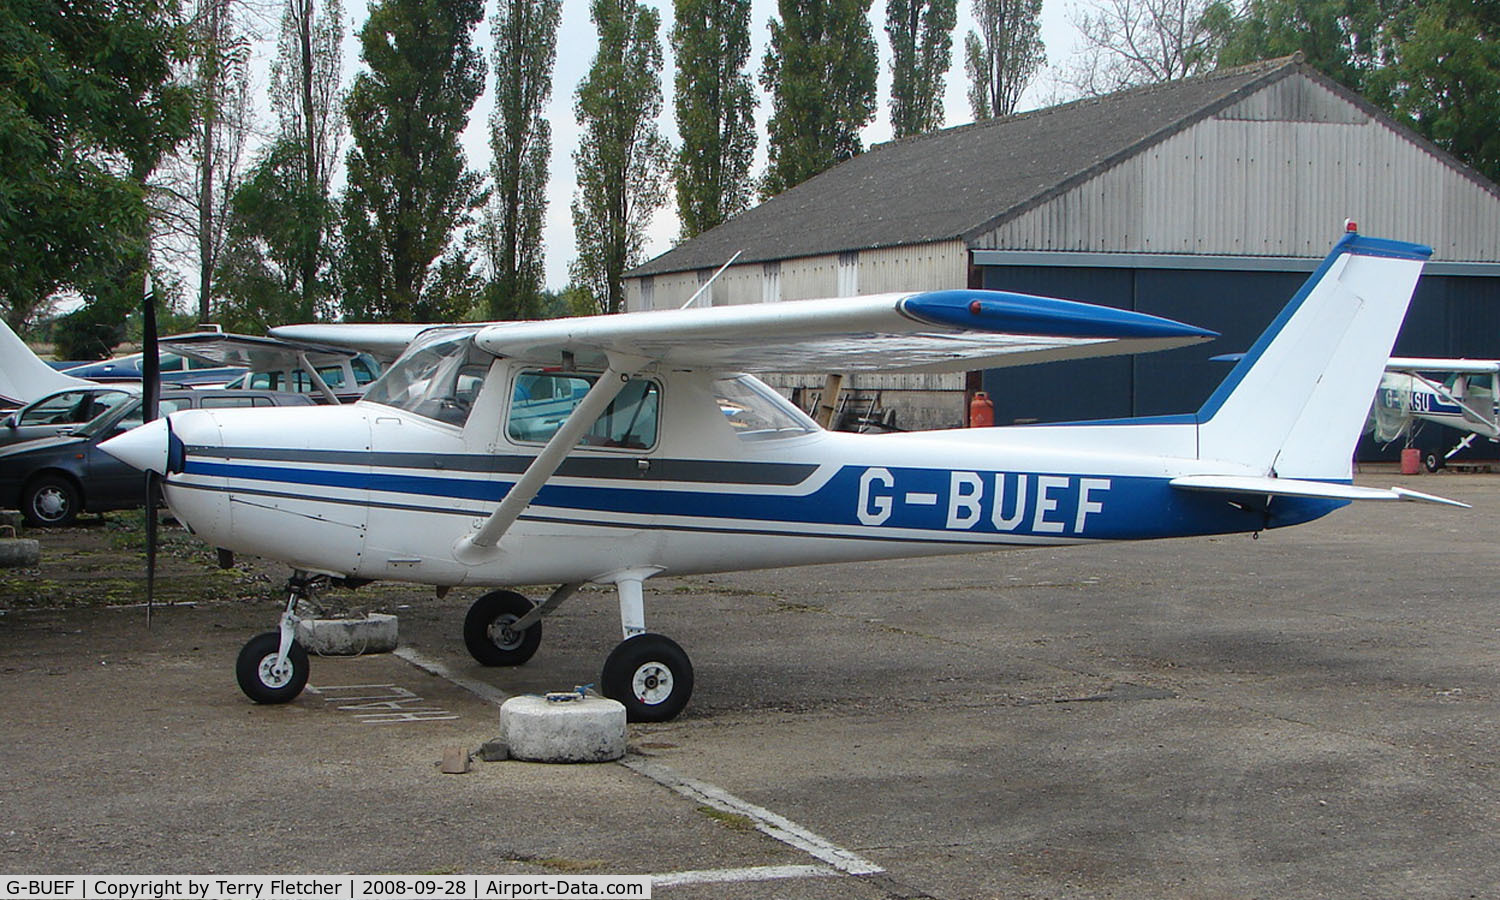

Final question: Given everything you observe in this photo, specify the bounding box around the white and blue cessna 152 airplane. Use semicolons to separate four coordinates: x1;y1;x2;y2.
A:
101;229;1464;721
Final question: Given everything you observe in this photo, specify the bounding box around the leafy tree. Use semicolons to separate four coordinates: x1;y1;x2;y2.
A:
760;0;879;197
887;0;957;137
1367;1;1500;184
1203;0;1400;92
672;0;757;237
964;0;1044;119
484;0;561;320
0;0;192;333
340;0;486;322
570;0;672;315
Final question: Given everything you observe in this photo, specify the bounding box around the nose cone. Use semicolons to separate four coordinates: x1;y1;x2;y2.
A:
101;418;170;475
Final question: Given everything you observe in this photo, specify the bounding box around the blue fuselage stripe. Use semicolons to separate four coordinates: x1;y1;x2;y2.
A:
182;456;1343;541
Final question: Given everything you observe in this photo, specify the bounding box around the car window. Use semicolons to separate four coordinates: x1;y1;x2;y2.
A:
508;372;658;449
200;396;256;408
160;354;184;372
20;391;93;425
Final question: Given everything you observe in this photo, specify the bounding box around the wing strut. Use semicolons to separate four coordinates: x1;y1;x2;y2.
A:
454;363;633;564
296;351;341;404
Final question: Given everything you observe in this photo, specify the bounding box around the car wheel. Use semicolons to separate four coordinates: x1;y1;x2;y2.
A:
22;474;80;527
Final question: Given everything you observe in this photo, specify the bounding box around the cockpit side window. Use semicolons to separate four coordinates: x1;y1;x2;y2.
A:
362;329;488;427
508;372;659;450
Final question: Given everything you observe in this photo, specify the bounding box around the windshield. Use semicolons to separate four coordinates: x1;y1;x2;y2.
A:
362;328;488;427
713;376;819;440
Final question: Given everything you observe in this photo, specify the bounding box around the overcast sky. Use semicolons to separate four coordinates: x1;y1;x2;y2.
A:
302;0;1083;292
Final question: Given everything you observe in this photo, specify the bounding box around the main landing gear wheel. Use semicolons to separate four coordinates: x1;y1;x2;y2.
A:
464;589;542;666
601;633;693;723
1424;452;1444;473
236;631;310;704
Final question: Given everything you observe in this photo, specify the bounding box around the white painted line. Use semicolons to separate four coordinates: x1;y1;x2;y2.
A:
392;646;513;706
620;756;884;876
390;647;883;881
649;865;839;887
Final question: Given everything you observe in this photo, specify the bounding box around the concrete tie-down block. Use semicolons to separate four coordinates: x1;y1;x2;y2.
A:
0;538;40;568
294;613;398;655
500;694;627;763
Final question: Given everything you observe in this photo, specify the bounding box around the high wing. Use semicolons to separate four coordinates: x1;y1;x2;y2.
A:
469;289;1217;374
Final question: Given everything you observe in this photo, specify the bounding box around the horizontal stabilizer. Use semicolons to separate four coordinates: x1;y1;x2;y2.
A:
1169;474;1469;508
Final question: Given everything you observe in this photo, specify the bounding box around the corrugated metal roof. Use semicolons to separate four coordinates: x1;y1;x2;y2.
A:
629;55;1499;277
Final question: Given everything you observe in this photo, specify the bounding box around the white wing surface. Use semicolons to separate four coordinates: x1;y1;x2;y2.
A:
469;290;1218;374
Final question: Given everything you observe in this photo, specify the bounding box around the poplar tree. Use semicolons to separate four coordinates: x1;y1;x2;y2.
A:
570;0;671;315
671;0;756;238
886;0;957;138
964;0;1044;120
483;0;560;320
340;0;485;322
760;0;878;197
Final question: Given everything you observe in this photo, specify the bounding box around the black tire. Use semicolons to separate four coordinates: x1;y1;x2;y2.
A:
1424;452;1443;473
235;631;310;704
463;590;542;666
21;474;80;527
601;633;694;723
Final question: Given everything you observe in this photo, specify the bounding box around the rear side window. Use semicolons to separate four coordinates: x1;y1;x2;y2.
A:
200;396;256;408
508;372;658;450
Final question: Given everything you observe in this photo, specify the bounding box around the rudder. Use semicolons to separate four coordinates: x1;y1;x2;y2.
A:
1196;232;1430;479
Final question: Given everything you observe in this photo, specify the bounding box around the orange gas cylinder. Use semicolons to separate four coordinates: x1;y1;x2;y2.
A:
969;391;994;427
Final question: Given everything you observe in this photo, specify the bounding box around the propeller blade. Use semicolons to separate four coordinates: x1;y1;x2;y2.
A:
142;272;160;627
145;470;158;629
142;272;160;424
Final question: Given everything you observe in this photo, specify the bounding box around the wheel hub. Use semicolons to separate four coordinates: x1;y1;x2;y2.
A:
631;662;673;705
36;489;65;518
257;654;294;689
487;616;522;650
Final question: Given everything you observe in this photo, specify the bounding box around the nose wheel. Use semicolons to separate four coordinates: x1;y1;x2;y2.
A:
235;572;320;704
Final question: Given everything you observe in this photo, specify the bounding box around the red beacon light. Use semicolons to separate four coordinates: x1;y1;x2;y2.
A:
1344;218;1358;233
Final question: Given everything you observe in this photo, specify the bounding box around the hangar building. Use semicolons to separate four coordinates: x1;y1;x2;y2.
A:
624;55;1500;454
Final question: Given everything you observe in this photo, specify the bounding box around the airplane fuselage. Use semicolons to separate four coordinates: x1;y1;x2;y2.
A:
155;364;1336;589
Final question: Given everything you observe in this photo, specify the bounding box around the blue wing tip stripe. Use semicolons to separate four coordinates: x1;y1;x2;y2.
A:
900;290;1218;341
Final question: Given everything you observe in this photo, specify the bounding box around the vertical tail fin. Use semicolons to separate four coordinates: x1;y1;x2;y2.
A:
1196;232;1430;479
0;319;94;406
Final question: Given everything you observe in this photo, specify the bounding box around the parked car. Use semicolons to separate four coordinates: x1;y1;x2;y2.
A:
0;385;140;448
1;389;313;526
